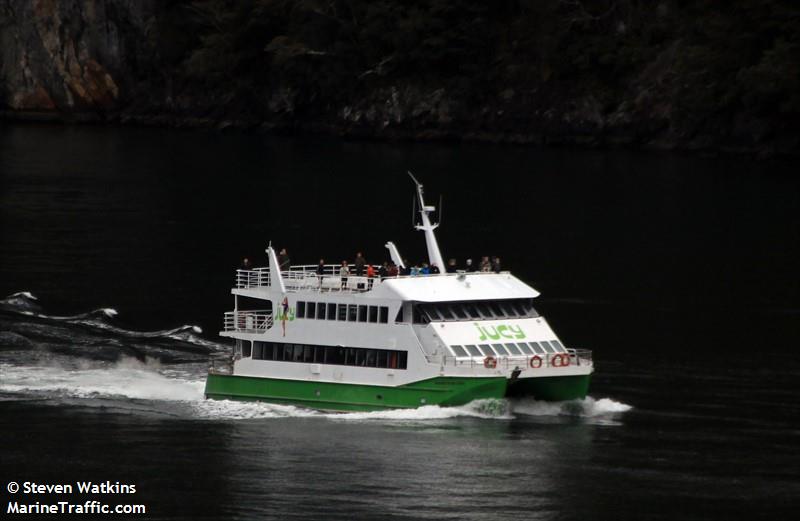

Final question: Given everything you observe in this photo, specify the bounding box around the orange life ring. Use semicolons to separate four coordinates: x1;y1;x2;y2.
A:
483;356;497;369
529;355;542;369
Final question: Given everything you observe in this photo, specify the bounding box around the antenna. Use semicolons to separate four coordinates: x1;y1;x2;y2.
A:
407;171;445;270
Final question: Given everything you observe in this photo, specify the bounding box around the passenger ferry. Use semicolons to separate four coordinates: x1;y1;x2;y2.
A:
205;175;593;411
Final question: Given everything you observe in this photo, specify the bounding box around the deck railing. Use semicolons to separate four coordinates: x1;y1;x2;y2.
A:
434;348;593;369
223;310;273;332
235;264;504;292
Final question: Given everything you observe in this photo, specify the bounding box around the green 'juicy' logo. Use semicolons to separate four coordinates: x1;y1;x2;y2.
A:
474;322;526;341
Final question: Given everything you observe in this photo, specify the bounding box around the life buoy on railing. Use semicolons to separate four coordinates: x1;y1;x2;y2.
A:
551;353;570;367
530;355;543;369
483;356;497;369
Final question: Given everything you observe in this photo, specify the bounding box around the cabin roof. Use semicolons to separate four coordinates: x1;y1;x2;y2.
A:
370;272;539;302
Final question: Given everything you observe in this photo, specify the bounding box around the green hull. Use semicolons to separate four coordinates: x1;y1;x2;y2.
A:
506;374;591;401
205;373;508;412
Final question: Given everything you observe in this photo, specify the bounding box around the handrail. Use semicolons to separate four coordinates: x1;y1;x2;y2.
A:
223;310;273;332
434;350;593;369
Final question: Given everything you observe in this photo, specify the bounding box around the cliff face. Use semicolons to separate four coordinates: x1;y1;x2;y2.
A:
1;0;798;156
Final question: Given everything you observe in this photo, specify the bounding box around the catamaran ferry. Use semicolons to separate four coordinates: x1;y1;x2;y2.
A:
205;175;593;411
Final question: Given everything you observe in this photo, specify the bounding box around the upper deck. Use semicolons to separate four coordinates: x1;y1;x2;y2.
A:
234;264;540;302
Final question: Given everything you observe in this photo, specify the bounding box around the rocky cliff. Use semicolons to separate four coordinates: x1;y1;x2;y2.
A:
1;0;798;156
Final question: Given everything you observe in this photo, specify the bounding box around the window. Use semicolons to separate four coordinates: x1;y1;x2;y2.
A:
492;343;509;355
368;306;378;323
464;303;481;320
337;303;348;321
551;340;565;352
451;304;468;320
251;342;408;370
242;340;252;358
379;306;389;323
307;302;316;319
297;301;305;319
395;307;404;323
517;342;533;355
479;344;496;356
505;343;522;355
327;303;336;320
450;345;468;357
348;304;358;322
438;305;454;320
529;342;544;354
540;341;555;353
358;305;367;322
465;345;482;356
317;302;327;320
398;351;408;370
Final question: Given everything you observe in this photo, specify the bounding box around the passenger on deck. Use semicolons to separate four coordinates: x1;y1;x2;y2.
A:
354;252;366;276
278;248;291;271
420;263;430;275
446;258;457;273
410;264;420;276
366;263;376;289
400;260;411;276
479;256;491;272
430;264;441;274
240;257;251;270
379;261;389;280
340;261;350;289
492;256;502;273
464;258;474;271
387;262;399;278
316;259;325;287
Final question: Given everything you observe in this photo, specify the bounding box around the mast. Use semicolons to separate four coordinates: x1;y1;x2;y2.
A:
408;172;445;271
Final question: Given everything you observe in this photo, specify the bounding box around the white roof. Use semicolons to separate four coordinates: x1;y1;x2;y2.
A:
371;272;539;302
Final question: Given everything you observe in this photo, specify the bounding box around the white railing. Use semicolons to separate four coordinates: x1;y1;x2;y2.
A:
235;264;507;292
434;349;593;369
236;268;271;289
223;310;273;332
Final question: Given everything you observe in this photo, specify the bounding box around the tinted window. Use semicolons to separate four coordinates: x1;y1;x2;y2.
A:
368;306;378;323
274;343;285;360
477;302;495;318
379;307;389;323
327;303;336;320
450;345;468;357
465;344;482;356
529;342;544;354
479;344;496;356
540;341;555;353
358;305;367;322
297;301;306;318
252;342;263;360
438;305;454;320
313;346;324;363
307;302;316;318
263;342;275;361
551;340;565;352
398;351;408;370
242;341;252;358
365;349;377;367
317;302;327;319
451;304;468;320
348;304;358;322
492;343;509;355
517;342;533;355
376;350;388;367
505;343;522;355
303;345;314;363
337;303;348;321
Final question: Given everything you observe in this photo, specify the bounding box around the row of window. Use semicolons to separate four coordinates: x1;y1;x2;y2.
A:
413;299;539;324
296;301;390;324
449;340;566;358
243;340;408;369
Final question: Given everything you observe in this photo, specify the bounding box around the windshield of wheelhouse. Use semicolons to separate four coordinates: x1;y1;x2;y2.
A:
411;299;538;324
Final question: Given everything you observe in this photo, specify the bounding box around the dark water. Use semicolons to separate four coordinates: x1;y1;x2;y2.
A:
1;124;799;520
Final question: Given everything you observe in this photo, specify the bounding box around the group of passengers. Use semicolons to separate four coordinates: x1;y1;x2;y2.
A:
240;249;504;290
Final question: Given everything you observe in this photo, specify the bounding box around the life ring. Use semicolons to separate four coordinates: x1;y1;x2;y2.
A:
552;353;570;367
483;356;497;369
529;355;542;369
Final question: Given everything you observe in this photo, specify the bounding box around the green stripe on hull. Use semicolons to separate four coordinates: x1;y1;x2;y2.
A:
506;374;591;401
205;373;508;412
